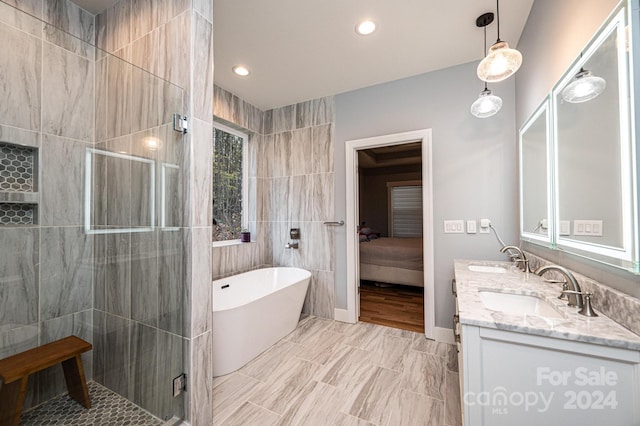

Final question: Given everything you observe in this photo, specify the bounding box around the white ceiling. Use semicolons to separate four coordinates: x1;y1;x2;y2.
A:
70;0;535;111
214;0;535;110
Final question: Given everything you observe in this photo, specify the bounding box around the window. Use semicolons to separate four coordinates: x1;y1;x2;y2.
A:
212;122;248;242
388;181;423;237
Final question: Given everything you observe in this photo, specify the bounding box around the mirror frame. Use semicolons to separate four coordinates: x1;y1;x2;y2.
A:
519;97;553;245
520;0;640;273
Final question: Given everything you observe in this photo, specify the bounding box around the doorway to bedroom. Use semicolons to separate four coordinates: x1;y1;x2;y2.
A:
345;129;435;339
357;143;425;332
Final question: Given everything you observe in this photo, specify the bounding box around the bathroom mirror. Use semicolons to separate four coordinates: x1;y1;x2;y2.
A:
519;99;551;244
520;1;639;272
552;5;635;264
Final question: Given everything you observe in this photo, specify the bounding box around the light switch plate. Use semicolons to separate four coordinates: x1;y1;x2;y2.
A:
444;220;464;233
573;220;603;236
466;220;477;234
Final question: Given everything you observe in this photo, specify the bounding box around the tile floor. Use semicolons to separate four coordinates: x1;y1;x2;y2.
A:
212;316;462;426
18;317;461;425
19;381;163;425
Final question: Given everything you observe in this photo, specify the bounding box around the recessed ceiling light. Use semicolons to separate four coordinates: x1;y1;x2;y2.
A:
232;65;250;76
355;20;376;36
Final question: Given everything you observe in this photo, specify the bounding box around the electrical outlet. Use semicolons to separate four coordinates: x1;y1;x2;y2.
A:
559;220;571;236
540;219;548;230
479;218;490;233
173;374;186;397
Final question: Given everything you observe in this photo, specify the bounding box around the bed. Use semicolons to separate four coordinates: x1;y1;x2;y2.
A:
359;237;424;287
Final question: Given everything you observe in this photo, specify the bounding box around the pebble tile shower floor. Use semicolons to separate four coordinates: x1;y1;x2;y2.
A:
19;381;163;425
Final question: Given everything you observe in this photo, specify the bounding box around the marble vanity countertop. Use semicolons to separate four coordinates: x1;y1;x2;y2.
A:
454;259;640;351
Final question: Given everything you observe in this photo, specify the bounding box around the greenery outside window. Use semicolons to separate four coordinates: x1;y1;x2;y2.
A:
212;122;248;243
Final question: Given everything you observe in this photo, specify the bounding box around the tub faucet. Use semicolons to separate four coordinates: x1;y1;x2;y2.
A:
285;242;299;249
500;245;529;274
534;265;584;309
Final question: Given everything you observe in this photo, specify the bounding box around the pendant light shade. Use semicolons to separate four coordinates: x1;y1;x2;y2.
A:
477;41;522;82
477;0;522;82
561;68;606;103
471;88;502;118
471;12;502;118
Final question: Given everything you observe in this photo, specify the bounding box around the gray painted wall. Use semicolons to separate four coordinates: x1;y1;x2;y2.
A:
516;0;640;297
334;61;518;329
515;0;620;124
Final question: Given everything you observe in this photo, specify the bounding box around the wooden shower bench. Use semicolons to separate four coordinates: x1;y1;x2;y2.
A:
0;336;92;426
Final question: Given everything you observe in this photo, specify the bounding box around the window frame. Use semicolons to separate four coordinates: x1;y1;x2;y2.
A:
386;180;423;237
212;121;249;246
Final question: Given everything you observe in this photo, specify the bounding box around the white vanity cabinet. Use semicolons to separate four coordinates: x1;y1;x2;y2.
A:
458;323;640;425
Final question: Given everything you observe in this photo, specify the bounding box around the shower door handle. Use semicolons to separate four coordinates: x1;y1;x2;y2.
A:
323;220;344;226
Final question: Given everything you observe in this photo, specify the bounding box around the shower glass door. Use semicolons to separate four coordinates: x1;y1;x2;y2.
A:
89;35;187;423
0;2;186;422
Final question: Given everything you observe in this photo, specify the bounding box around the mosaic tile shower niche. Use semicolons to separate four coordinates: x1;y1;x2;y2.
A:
0;142;36;192
0;142;38;226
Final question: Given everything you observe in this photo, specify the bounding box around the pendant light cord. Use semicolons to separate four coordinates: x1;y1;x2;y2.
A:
483;23;487;56
496;0;501;42
483;26;488;91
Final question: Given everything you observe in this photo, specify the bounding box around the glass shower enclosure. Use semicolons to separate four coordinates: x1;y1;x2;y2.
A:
0;1;186;422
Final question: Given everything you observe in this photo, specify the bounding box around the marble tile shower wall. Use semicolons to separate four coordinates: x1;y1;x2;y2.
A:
263;98;336;319
0;0;95;411
212;88;336;319
95;0;214;423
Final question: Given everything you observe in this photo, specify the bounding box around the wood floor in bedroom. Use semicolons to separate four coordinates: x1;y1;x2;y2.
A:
359;281;425;333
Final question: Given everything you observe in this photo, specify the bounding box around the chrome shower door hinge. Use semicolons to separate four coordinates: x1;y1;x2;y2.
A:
173;373;187;397
173;114;188;134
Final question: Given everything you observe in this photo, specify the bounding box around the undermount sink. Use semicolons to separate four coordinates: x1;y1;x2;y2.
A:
468;264;507;273
479;291;563;318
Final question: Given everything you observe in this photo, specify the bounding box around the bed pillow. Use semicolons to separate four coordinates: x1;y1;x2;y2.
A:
359;226;381;239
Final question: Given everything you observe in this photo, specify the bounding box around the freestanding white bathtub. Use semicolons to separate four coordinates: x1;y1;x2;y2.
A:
211;267;311;377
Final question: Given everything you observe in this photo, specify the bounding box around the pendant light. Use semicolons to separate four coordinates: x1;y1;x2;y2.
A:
472;13;502;118
471;85;503;118
561;67;606;103
477;0;522;82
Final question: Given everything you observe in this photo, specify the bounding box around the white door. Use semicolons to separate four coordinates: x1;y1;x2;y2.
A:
345;129;435;339
355;157;361;318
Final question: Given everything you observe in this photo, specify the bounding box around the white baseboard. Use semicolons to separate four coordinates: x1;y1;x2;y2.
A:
434;327;455;344
334;309;454;343
334;308;354;323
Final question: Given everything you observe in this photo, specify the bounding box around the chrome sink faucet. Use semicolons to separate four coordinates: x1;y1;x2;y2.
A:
534;265;584;309
500;245;529;274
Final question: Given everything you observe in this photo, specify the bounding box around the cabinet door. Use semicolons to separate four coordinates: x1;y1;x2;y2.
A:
461;325;640;425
